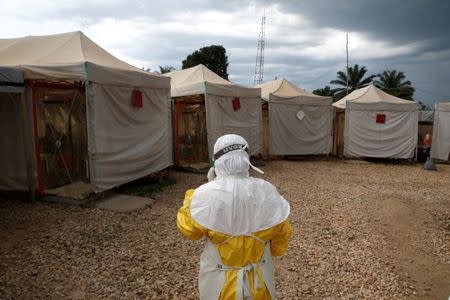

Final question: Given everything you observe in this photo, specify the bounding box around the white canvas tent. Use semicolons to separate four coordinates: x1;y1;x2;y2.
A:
431;102;450;161
0;31;172;193
258;78;333;155
333;85;419;158
166;64;261;164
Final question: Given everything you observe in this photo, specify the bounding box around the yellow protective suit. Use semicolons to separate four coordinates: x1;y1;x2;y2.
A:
177;189;292;300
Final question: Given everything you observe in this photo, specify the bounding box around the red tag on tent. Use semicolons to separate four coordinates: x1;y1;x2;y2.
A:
132;90;143;108
376;114;386;123
232;97;241;111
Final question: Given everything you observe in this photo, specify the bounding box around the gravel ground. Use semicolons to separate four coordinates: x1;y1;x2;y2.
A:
0;160;449;299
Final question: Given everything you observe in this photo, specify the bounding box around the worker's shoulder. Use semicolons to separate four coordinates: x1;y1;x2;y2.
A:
192;181;217;195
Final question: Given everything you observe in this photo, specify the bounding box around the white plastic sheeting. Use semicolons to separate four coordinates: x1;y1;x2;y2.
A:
431;102;450;161
191;134;290;236
259;78;333;155
334;85;419;159
88;84;172;192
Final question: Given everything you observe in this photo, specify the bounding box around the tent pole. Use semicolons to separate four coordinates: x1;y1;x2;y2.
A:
175;100;181;166
346;33;349;95
21;91;35;200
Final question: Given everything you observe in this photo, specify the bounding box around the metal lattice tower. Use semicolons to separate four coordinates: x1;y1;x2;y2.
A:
254;12;266;85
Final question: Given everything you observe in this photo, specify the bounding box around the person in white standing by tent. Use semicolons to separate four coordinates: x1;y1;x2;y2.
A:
177;134;292;299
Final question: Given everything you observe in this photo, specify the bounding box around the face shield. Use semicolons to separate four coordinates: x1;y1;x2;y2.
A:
208;134;263;181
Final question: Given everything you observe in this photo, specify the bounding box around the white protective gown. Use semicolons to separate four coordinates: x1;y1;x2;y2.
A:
188;134;291;299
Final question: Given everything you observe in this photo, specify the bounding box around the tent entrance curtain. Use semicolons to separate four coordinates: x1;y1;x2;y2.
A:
34;85;88;189
174;95;208;166
262;102;269;158
0;92;33;191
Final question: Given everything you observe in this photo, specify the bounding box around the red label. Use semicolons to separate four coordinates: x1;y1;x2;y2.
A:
232;97;241;111
132;90;143;108
376;114;386;123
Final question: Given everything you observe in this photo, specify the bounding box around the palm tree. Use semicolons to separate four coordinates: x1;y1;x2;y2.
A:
313;85;333;97
330;64;376;100
159;65;175;74
373;70;415;100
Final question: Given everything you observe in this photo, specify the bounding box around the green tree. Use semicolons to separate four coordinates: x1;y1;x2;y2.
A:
159;65;175;74
313;86;334;98
330;64;376;100
182;45;229;79
373;70;415;100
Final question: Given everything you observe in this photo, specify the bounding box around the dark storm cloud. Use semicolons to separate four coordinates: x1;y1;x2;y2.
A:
257;0;450;48
251;0;450;103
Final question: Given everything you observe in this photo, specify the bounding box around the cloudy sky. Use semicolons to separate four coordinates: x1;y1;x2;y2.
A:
1;0;450;107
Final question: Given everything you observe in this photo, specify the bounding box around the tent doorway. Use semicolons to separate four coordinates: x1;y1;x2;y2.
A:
174;95;208;167
33;83;89;190
333;110;345;157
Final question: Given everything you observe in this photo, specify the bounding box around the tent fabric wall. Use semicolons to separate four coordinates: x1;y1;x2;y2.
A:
431;102;450;161
269;103;332;155
258;78;333;156
87;83;172;192
344;110;418;158
205;95;262;156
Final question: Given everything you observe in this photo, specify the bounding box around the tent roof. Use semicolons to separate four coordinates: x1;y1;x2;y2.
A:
0;31;169;88
258;78;331;102
166;64;260;97
436;102;450;112
333;84;418;111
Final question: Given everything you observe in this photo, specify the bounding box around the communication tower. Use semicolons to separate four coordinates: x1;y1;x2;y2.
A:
254;12;266;85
